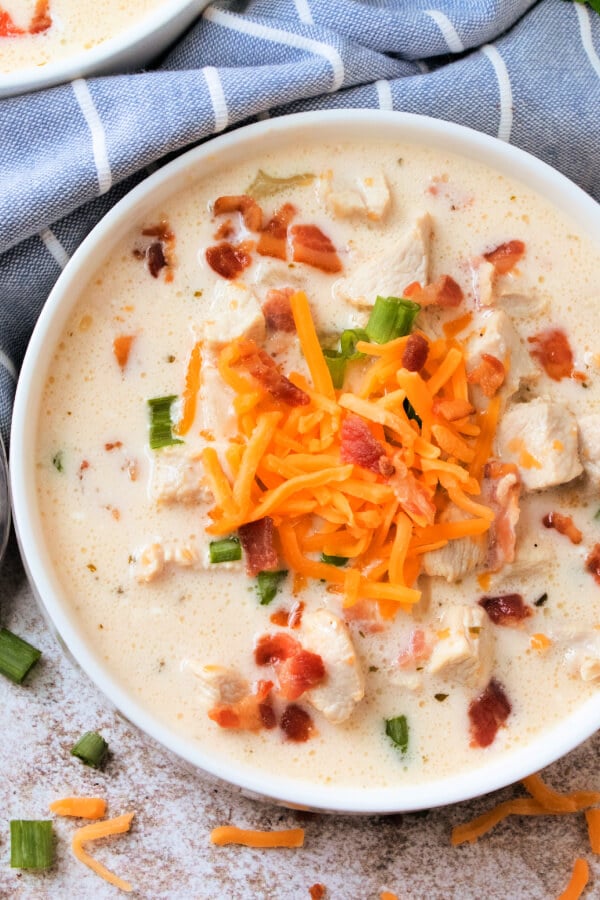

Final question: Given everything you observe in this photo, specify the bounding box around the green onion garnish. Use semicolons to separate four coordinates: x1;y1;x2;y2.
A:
70;731;109;768
10;820;54;869
595;508;600;521
148;395;183;451
0;629;41;684
385;714;409;753
403;397;422;429
256;570;288;605
534;592;548;607
52;451;64;473
321;553;349;567
209;537;242;564
340;328;369;360
322;350;347;389
366;297;421;344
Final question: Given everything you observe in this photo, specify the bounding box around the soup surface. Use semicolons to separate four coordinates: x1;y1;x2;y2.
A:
36;138;600;789
0;0;166;73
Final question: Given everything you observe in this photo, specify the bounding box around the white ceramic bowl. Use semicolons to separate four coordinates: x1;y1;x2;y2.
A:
10;110;600;813
0;0;210;99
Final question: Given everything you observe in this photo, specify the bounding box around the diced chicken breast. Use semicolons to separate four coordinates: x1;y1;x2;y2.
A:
495;398;583;491
332;214;431;309
197;354;237;445
472;259;496;307
150;446;211;505
300;608;365;724
356;173;391;220
327;188;366;219
182;662;249;706
465;308;538;402
199;281;265;347
578;413;600;486
134;539;199;582
427;605;493;688
421;506;486;582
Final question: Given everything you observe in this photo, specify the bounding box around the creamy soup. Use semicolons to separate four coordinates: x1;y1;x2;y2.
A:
0;0;166;72
35;139;600;789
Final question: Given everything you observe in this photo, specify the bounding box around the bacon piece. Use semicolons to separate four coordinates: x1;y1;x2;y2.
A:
468;679;511;748
390;457;436;527
262;288;296;332
309;885;326;900
147;243;166;278
0;9;24;34
398;628;431;669
238;517;278;576
135;220;176;281
205;242;252;280
340;414;387;474
208;679;275;731
270;600;304;629
289;224;342;273
280;704;314;742
276;649;326;701
104;441;123;451
527;328;574;381
257;204;296;260
404;274;463;308
213;195;262;232
402;333;429;372
480;460;520;572
235;339;309;406
543;511;582;545
29;0;51;32
113;334;135;369
586;544;600;585
479;593;533;627
255;633;299;666
214;219;234;241
483;240;525;275
467;353;505;397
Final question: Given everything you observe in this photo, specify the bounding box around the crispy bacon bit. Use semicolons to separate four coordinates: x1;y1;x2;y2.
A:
276;649;325;701
586;544;600;585
481;460;520;572
390;456;436;527
133;220;176;281
29;0;52;32
238;517;278;576
468;679;511;748
402;333;429;372
404;274;463;308
262;288;296;332
270;601;304;629
214;219;234;240
104;441;123;451
0;9;24;34
289;224;342;274
309;885;326;900
257;204;296;260
205;241;252;280
398;628;431;669
340;415;387;473
280;704;314;742
467;353;505;397
483;240;525;275
113;334;135;370
208;680;275;731
479;593;532;627
236;340;309;406
527;328;574;381
432;397;474;421
78;460;90;480
255;633;299;666
147;242;166;278
213;195;263;232
543;511;583;545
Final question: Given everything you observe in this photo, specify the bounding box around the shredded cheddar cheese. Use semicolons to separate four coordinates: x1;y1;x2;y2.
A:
71;812;135;893
557;858;589;900
210;825;305;848
49;797;107;819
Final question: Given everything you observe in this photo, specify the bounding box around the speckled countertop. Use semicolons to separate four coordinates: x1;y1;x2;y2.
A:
1;534;599;900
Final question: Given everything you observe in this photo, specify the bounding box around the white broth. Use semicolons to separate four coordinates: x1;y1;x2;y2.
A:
35;139;600;789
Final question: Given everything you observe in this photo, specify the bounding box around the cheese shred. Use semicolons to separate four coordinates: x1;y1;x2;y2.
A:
71;812;135;893
210;825;305;848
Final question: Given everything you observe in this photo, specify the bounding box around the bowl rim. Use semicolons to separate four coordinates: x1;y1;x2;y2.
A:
11;108;600;814
1;0;207;97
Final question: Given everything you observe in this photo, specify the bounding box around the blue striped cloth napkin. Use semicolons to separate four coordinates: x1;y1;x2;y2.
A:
1;0;599;450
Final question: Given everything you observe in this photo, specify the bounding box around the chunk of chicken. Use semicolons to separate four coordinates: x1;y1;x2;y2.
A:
427;605;493;688
300;608;365;724
199;280;265;347
332;214;431;309
472;259;496;307
134;539;199;582
421;506;486;582
197;354;237;445
578;413;600;486
327;188;366;219
356;173;391;220
495;398;583;491
321;172;391;222
465;308;538;403
150;446;211;505
182;662;249;706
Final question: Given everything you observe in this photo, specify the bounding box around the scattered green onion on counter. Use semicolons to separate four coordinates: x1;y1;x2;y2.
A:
366;296;420;344
209;537;242;564
10;820;54;869
385;715;409;754
256;570;288;605
147;395;183;451
70;731;109;769
0;628;42;684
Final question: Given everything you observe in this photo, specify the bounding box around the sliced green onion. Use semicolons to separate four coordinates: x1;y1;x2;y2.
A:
52;451;64;473
256;570;288;605
70;731;109;768
247;169;315;199
321;553;349;567
209;537;241;564
10;820;54;869
403;397;422;429
366;297;421;344
385;714;409;753
322;350;347;389
148;395;183;451
534;592;548;607
0;629;41;684
340;328;369;360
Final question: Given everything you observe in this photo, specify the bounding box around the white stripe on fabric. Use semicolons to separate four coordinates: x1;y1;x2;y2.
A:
576;4;600;79
204;6;344;92
0;349;17;383
425;10;464;53
375;79;393;110
39;226;70;270
71;78;112;195
293;0;314;25
481;44;513;142
203;66;229;133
